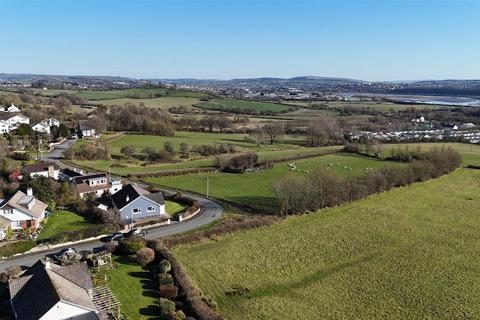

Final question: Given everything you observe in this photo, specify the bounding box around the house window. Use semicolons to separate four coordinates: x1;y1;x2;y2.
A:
147;207;155;212
132;208;141;214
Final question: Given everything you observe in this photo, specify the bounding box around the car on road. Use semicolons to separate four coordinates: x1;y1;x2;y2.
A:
110;232;125;242
126;228;147;238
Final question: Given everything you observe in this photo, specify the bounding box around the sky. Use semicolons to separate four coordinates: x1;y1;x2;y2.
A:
0;0;479;81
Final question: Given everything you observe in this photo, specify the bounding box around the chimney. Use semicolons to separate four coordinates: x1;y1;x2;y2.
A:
48;165;55;178
27;188;33;196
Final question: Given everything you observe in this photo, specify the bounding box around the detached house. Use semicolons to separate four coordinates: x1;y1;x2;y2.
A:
78;120;96;139
1;104;20;113
110;184;166;222
0;189;47;239
9;259;119;320
71;173;122;199
0;120;8;134
32;121;51;134
0;114;30;133
23;162;60;180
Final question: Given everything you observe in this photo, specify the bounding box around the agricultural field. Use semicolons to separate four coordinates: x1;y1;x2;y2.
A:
72;145;342;176
94;96;202;110
37;210;93;241
75;87;205;100
196;99;293;113
384;142;480;166
146;153;401;212
174;169;480;320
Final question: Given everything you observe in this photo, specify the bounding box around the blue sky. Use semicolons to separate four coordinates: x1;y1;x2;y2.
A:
0;0;478;80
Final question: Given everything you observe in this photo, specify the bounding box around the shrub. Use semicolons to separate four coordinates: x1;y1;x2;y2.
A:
136;247;155;266
119;236;146;255
160;284;179;299
103;242;118;253
0;272;8;283
159;298;186;320
5;266;22;278
158;259;172;273
0;240;35;258
158;273;174;285
48;225;111;244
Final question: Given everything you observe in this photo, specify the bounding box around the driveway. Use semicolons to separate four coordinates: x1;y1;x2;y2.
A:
0;138;224;272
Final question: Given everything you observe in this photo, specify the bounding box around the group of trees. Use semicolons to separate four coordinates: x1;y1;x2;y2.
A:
174;115;233;133
275;147;462;215
215;153;260;172
106;104;175;136
64;142;110;161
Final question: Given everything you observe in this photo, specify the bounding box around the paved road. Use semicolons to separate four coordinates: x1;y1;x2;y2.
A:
0;139;224;272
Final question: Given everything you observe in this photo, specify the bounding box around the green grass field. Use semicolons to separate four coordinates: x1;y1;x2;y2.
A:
94;96;202;109
73;146;341;176
37;210;93;241
75;88;205;100
174;169;480;320
165;200;187;216
196;99;292;113
108;256;158;320
146;153;400;212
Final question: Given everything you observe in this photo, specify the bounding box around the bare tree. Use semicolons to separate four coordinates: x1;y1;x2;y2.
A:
263;123;284;145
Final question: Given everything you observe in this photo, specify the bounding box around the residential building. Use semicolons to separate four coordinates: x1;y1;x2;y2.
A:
23;162;60;180
46;118;60;127
78;120;96;138
0;189;47;235
9;259;118;320
0;120;9;134
110;184;166;222
71;173;122;199
32;121;51;135
59;168;85;182
1;104;20;113
6;114;30;129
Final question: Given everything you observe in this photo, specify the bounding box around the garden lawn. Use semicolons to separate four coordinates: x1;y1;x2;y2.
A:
146;153;400;212
165;200;187;216
108;256;158;320
196;99;292;113
37;210;92;241
174;169;480;320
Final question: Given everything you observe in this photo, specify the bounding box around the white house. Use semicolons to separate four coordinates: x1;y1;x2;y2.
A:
0;120;9;134
0;189;47;236
411;115;425;123
1;104;20;113
71;173;122;199
7;114;30;129
9;260;116;320
32;121;51;134
23;162;61;180
46;118;60;127
78;120;96;138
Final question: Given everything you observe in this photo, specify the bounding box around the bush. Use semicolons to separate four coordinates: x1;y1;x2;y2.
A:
136;247;155;266
103;242;118;253
158;273;174;285
160;284;179;299
159;298;186;320
119;236;146;255
5;266;22;278
0;240;36;258
48;225;111;244
158;259;172;273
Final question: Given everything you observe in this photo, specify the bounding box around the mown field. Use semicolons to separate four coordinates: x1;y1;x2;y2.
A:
146;153;400;212
174;169;480;320
94;96;202;109
196;99;292;113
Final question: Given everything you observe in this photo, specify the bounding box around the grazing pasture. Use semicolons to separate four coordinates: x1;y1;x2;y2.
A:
196;99;292;113
174;169;480;320
146;153;400;212
75;88;204;100
94;97;202;109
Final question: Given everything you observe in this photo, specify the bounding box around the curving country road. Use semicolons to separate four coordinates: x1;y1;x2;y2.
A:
0;139;224;272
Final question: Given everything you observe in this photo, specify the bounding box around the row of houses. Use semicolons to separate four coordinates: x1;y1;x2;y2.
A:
0;111;60;135
350;129;480;144
0;162;166;240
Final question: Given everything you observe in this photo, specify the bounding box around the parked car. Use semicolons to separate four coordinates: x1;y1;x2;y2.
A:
126;228;147;238
110;232;124;242
59;247;77;256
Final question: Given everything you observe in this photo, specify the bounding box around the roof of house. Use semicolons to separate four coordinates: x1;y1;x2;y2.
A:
111;184;164;210
23;162;60;174
73;173;111;194
79;120;95;131
61;168;84;179
32;121;49;128
4;190;47;219
9;260;99;320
